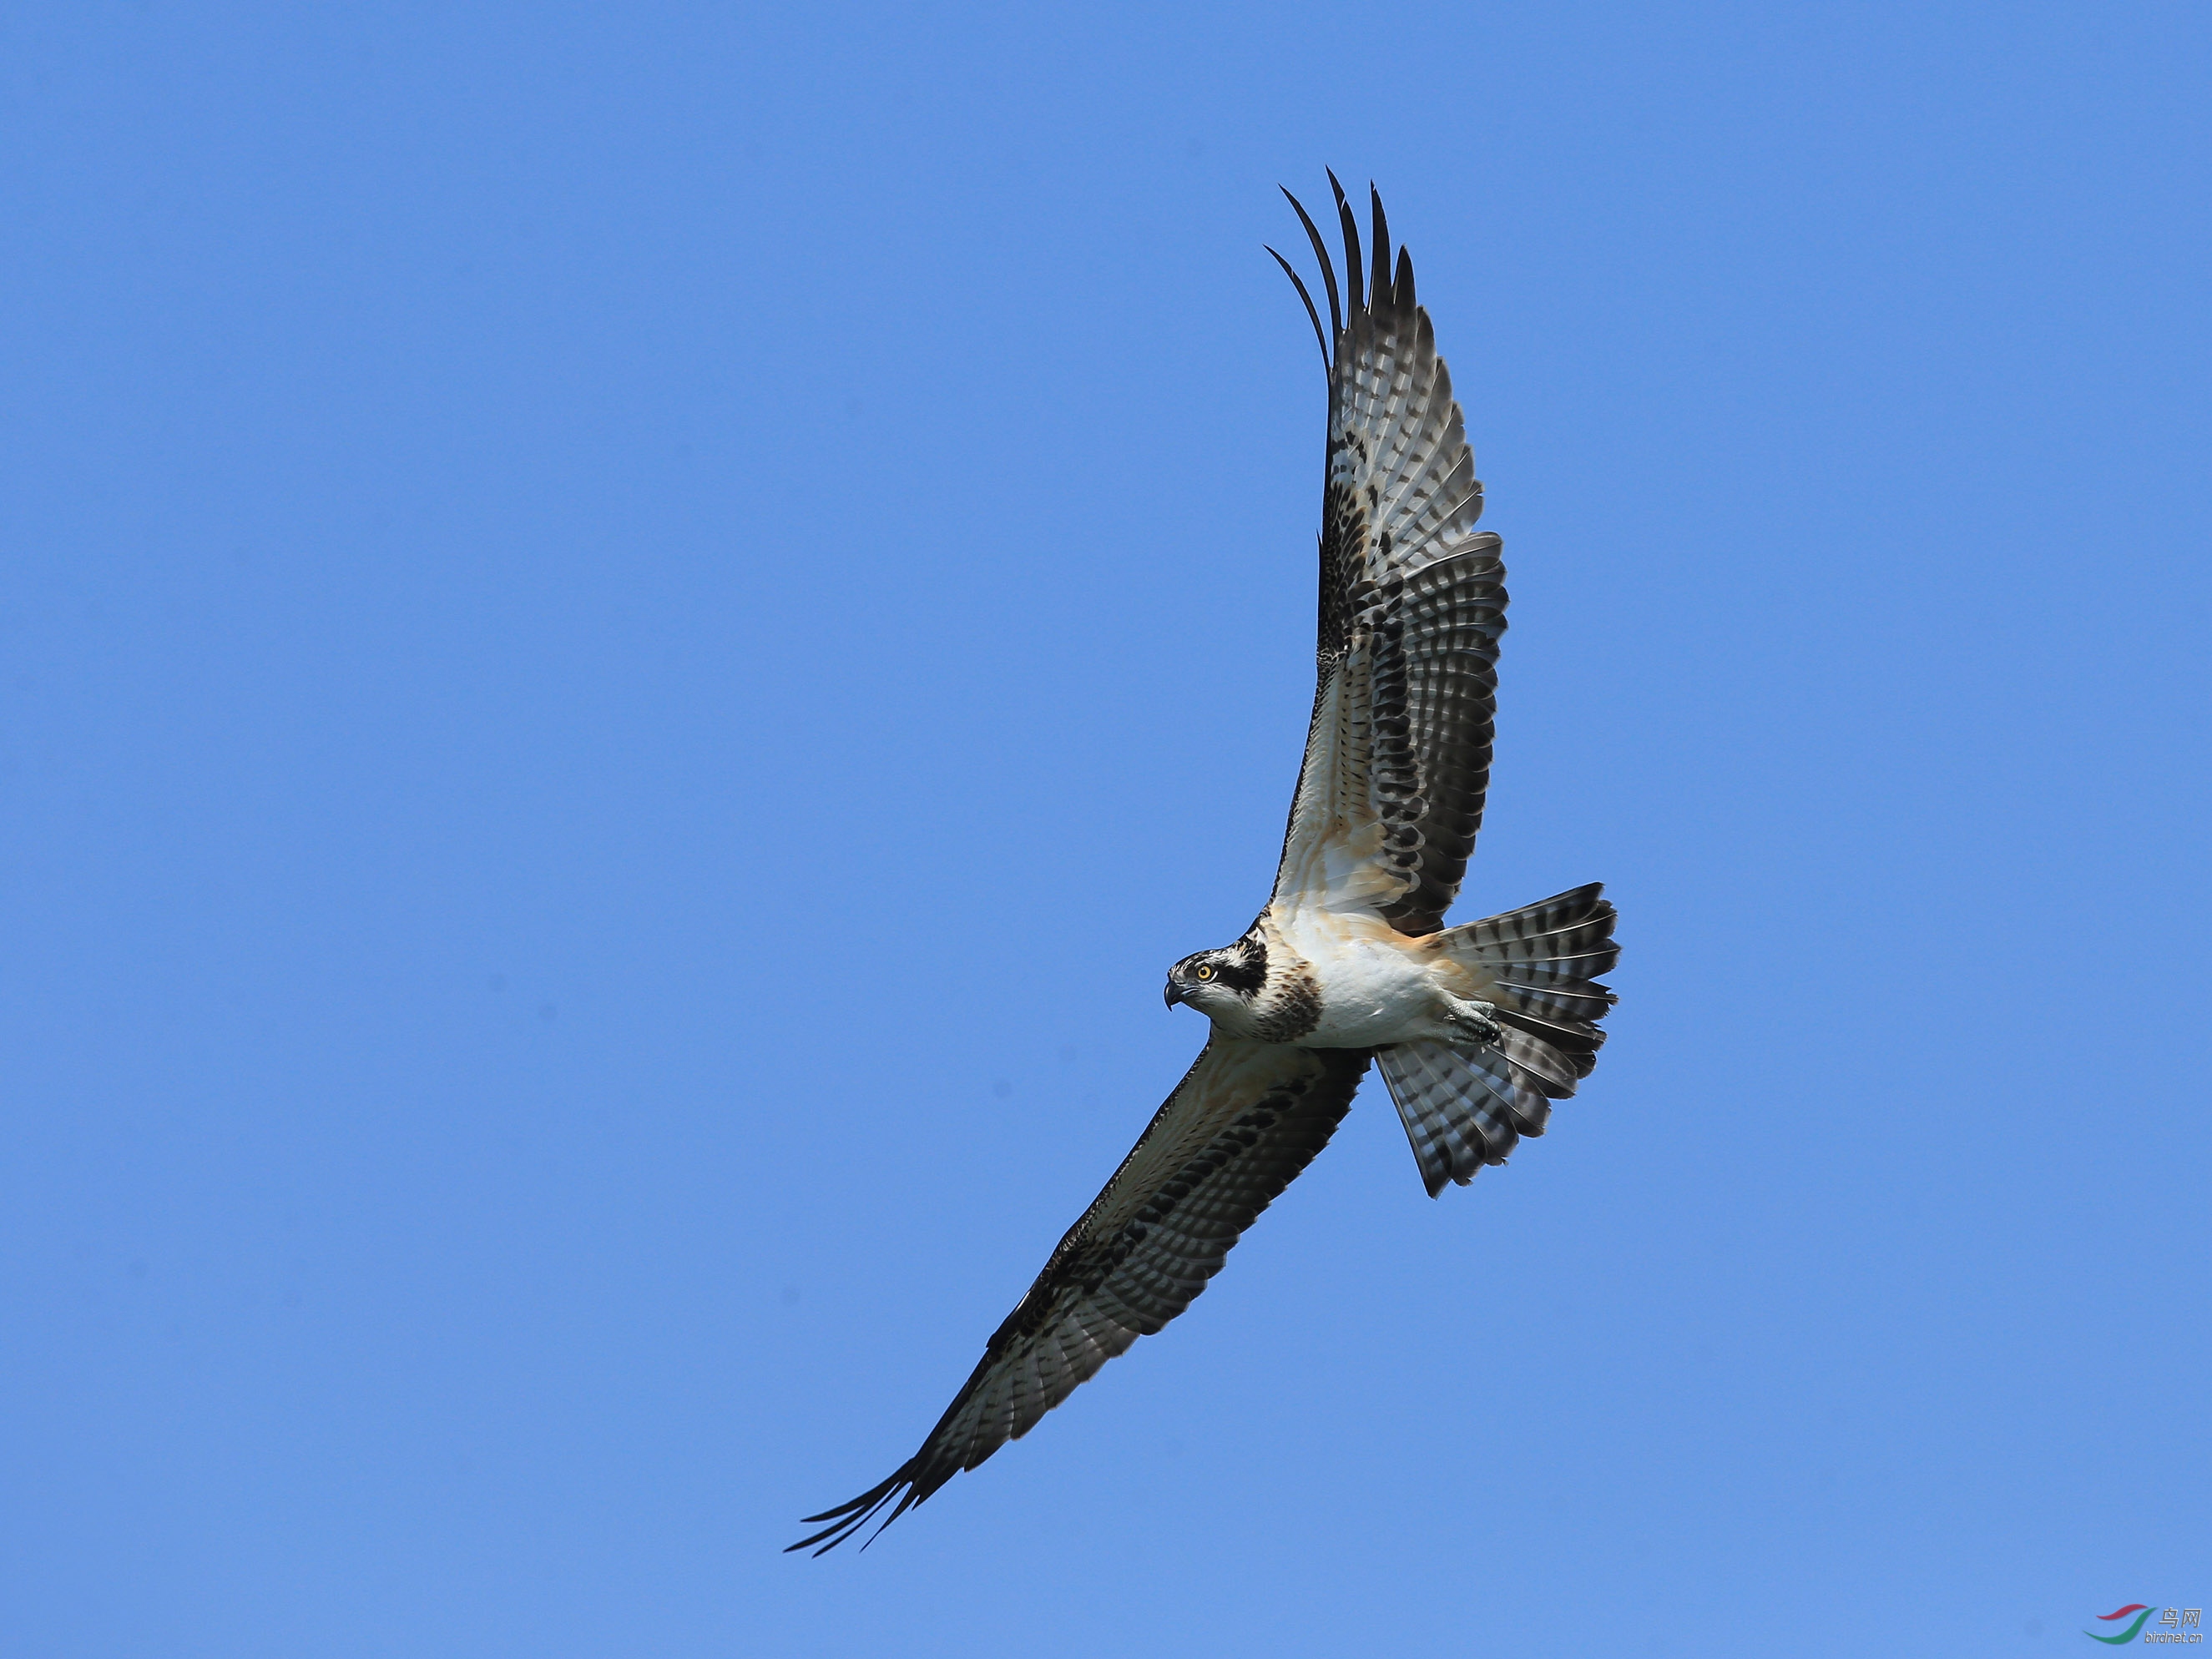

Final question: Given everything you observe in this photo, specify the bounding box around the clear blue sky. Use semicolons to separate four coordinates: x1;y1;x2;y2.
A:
5;3;2206;1655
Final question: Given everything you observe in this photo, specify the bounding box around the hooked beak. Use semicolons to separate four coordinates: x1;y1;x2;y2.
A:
1164;980;1183;1009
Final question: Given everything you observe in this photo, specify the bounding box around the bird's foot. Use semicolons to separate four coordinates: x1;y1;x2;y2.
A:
1445;996;1503;1047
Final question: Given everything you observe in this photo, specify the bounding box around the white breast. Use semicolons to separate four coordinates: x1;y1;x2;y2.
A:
1271;905;1454;1049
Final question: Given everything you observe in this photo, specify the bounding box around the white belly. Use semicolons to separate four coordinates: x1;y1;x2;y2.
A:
1273;907;1457;1049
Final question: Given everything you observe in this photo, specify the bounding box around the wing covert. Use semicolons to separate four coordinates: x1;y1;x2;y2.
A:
788;1037;1368;1554
1270;179;1507;935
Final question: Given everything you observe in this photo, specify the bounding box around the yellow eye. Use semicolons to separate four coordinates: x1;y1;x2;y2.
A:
1194;964;1215;981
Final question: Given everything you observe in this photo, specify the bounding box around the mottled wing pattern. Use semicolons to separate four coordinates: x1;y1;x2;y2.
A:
1270;179;1507;935
788;1038;1369;1554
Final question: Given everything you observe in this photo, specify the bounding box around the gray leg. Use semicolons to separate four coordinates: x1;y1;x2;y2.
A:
1442;995;1502;1046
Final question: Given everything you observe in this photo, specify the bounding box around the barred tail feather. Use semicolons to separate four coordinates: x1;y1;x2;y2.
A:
1381;884;1619;1197
1375;1040;1536;1197
1450;882;1618;1051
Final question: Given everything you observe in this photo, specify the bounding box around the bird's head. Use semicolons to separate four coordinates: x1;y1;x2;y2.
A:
1164;936;1268;1016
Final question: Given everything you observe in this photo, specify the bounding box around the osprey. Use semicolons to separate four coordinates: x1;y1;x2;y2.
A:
790;177;1618;1555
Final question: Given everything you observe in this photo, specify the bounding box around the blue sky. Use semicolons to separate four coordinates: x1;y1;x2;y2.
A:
4;3;2207;1654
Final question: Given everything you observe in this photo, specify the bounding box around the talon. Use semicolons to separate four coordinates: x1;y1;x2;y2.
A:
1447;996;1502;1046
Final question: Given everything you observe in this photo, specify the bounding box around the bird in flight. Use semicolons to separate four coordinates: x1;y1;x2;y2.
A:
790;176;1618;1555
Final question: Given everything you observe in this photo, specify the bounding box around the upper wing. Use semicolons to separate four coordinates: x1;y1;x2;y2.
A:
1269;178;1507;936
788;1036;1369;1554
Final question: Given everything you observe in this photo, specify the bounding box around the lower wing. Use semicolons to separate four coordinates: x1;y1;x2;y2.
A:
788;1036;1371;1553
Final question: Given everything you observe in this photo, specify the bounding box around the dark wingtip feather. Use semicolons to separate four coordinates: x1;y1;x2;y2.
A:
1395;244;1415;313
1327;169;1362;315
1266;245;1331;376
1368;184;1391;313
1279;185;1342;340
856;1486;927;1552
786;1468;913;1556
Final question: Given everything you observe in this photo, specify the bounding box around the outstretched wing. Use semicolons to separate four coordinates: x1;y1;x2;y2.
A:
1269;178;1507;936
788;1037;1369;1554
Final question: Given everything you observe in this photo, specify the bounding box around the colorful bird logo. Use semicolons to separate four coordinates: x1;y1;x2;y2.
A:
2086;1605;2154;1644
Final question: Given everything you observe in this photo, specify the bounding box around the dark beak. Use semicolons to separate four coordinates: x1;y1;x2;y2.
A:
1164;981;1183;1009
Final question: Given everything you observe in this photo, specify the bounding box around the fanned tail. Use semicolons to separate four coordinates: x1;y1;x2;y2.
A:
1375;1040;1539;1197
1377;884;1619;1196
